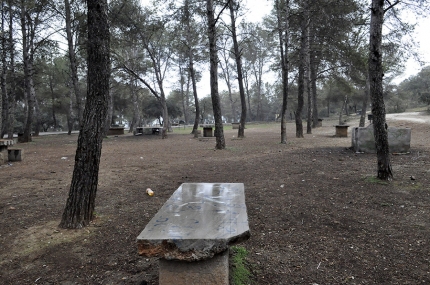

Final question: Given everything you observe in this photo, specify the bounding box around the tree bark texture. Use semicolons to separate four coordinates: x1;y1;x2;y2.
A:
295;10;306;138
6;0;16;139
60;0;110;228
368;0;392;180
206;0;225;149
276;0;289;144
228;0;246;138
20;2;35;143
1;0;5;137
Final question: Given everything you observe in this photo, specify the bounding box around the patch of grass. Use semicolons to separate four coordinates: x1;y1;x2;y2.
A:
230;246;252;285
170;126;194;135
363;176;390;185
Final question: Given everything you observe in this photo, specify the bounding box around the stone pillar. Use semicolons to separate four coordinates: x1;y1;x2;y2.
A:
159;250;229;285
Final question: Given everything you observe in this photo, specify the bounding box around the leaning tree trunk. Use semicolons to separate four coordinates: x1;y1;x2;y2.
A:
368;0;392;180
207;0;225;149
60;0;110;229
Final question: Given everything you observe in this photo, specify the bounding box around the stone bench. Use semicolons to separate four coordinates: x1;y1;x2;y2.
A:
137;183;250;285
134;127;163;135
0;139;14;165
351;126;411;153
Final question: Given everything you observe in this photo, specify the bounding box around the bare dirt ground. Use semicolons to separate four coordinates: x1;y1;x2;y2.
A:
1;112;429;285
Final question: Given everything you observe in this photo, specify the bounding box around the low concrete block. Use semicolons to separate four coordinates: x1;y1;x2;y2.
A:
351;126;411;153
8;148;23;161
335;125;349;137
159;250;229;285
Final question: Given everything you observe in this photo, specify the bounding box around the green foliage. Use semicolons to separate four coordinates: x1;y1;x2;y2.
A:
397;66;430;108
230;246;252;285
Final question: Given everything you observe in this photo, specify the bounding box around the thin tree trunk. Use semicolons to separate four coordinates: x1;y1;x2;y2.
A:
359;76;370;127
6;0;16;139
207;0;225;149
368;0;392;180
311;54;319;128
339;94;347;125
0;0;5;137
130;79;140;133
189;55;200;134
60;0;110;228
65;0;82;127
305;27;311;134
229;0;246;138
219;57;235;122
295;9;306;138
276;0;289;144
33;96;40;136
20;2;35;143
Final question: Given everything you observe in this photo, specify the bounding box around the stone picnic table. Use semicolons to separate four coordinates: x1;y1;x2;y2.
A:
134;126;164;135
199;124;214;137
136;182;250;285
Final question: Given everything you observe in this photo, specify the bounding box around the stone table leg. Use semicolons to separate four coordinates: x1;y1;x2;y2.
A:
159;250;229;285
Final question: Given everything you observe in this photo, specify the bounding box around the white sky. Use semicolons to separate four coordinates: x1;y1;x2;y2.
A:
139;0;430;95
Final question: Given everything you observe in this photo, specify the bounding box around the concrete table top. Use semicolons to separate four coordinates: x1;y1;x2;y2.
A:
137;183;250;261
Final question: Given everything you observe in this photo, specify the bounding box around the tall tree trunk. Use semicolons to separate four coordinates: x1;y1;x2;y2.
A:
243;70;253;121
295;9;307;138
20;2;35;143
305;27;311;133
311;53;319;128
104;86;113;134
60;0;111;229
33;97;41;136
1;0;5;137
6;0;16;139
219;57;236;122
206;0;225;149
189;55;200;134
67;91;73;135
229;0;246;138
65;0;82;127
368;0;392;180
339;94;348;125
276;0;289;144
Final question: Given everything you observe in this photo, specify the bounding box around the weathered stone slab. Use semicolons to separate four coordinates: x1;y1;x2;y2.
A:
0;139;14;153
137;183;250;261
351;125;411;153
159;250;229;285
